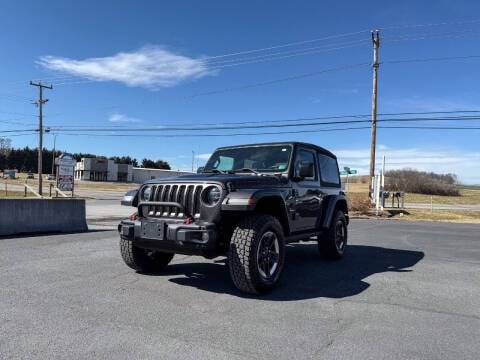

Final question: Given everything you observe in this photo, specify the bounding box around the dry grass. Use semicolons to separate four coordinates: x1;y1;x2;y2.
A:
10;173;134;191
0;190;38;198
344;182;369;193
346;192;371;214
405;188;480;205
395;209;480;224
343;181;480;223
344;181;480;206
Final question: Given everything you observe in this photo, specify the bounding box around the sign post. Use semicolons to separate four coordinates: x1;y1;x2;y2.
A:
55;153;76;197
339;167;358;194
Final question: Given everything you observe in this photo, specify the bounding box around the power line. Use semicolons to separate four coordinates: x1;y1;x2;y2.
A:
380;18;480;31
39;124;480;139
188;62;369;98
46;110;480;129
49;41;370;88
205;41;369;70
379;125;480;130
198;39;369;67
46;115;480;133
197;29;370;61
383;54;480;64
385;32;480;43
187;51;480;98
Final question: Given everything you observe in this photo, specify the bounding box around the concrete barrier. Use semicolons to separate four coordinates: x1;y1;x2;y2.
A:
0;199;88;236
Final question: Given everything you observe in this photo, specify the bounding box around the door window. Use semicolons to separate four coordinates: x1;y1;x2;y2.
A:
295;149;317;181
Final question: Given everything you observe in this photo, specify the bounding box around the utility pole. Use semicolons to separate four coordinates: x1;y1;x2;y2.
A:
51;133;57;176
369;29;380;194
30;81;53;195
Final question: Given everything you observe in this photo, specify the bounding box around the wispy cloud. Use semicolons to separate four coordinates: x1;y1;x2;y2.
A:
335;146;480;184
37;45;215;89
108;112;142;123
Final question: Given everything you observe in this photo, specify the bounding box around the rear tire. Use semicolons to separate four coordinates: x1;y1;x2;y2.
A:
120;238;174;272
228;214;285;294
318;210;347;259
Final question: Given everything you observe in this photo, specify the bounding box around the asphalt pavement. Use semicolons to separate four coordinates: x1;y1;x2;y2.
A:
1;220;479;360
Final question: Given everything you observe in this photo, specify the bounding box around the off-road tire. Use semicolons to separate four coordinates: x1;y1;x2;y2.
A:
318;210;347;259
228;214;285;294
120;238;174;272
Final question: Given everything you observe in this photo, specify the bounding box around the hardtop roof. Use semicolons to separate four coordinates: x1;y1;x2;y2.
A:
215;141;337;159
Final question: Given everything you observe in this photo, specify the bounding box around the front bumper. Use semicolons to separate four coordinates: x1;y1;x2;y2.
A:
118;218;217;256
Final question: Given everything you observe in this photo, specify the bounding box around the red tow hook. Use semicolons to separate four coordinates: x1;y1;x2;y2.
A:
129;212;138;221
184;216;194;225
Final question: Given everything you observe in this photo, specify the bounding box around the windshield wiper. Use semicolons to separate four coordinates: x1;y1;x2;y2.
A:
203;169;227;174
233;168;262;175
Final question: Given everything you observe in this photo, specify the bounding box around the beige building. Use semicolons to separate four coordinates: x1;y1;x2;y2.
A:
132;168;192;184
74;158;133;182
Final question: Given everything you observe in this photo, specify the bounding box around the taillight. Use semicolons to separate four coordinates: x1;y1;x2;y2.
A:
183;216;194;224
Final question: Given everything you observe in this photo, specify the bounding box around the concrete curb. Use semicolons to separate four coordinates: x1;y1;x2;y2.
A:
0;199;88;236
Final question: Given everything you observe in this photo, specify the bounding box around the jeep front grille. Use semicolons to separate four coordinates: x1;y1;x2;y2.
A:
144;184;204;218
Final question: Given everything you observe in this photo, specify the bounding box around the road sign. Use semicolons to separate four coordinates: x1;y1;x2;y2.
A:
56;153;76;167
340;169;358;176
56;153;75;192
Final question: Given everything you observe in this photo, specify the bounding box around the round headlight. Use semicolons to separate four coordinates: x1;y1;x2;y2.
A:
141;186;152;201
205;186;221;205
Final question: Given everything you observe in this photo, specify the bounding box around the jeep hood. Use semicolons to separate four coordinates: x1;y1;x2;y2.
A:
143;173;289;188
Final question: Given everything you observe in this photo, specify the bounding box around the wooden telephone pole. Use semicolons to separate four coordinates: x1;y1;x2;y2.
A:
369;30;380;193
30;81;53;196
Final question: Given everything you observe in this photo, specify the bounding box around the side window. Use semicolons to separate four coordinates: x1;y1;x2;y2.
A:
212;156;234;171
295;149;317;181
318;154;340;186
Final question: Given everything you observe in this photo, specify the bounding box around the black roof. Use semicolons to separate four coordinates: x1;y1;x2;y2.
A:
215;141;337;159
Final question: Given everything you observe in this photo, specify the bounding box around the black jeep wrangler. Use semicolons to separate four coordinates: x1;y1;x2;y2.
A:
119;142;348;294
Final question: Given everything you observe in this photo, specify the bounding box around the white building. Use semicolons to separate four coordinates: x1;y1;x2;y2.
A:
132;168;192;184
74;158;133;182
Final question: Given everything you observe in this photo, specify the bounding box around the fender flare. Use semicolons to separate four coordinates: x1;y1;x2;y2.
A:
222;188;291;234
321;194;349;229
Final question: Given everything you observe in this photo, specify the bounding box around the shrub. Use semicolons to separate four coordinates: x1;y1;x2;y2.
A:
347;193;371;214
385;169;460;196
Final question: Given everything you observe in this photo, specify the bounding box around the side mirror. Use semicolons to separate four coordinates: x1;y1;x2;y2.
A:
294;161;314;180
121;189;139;207
197;166;205;174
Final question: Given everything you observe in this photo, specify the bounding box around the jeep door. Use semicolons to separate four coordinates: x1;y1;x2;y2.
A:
291;147;323;232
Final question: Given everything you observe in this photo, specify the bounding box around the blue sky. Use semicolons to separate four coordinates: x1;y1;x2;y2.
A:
1;0;480;183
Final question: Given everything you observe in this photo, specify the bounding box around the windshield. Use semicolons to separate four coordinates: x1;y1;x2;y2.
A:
203;145;292;173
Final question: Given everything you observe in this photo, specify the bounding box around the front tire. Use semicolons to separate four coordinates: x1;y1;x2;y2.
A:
318;210;348;259
120;238;174;272
228;214;285;294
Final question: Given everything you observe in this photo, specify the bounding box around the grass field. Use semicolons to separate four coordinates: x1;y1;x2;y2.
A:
344;180;480;206
0;190;37;198
4;173;134;192
400;209;480;223
343;178;480;223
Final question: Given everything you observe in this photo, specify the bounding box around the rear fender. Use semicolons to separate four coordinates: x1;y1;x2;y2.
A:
321;194;349;229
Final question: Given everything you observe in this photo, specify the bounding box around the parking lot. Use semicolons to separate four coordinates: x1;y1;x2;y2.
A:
1;219;479;360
